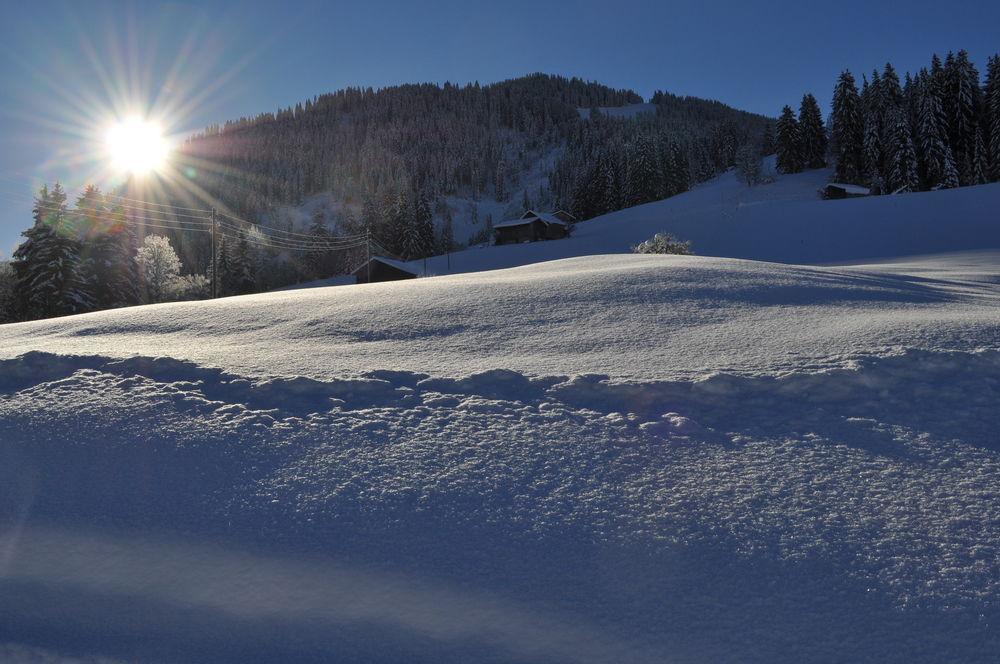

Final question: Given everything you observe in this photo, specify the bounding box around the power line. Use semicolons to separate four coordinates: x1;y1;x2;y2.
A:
217;211;366;242
216;221;366;250
0;171;215;215
216;225;367;252
26;202;212;230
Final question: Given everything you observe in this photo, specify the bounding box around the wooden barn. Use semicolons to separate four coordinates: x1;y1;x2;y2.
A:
822;183;871;200
352;256;418;284
493;210;576;245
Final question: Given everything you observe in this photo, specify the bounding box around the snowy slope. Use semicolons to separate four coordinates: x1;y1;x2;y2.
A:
2;253;999;381
2;249;1000;662
414;162;1000;275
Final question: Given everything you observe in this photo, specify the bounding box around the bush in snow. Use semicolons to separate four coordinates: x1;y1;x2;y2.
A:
735;144;763;186
136;235;182;304
631;232;693;255
168;274;211;301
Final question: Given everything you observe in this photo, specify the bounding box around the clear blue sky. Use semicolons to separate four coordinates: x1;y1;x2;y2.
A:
1;0;997;256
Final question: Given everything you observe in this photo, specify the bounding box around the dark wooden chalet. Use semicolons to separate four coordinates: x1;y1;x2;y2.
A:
493;210;577;245
822;183;871;199
352;256;419;284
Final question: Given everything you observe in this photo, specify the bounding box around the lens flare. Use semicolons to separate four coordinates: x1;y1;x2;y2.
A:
105;117;169;175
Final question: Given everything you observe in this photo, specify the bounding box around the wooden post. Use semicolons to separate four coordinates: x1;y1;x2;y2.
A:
211;208;218;298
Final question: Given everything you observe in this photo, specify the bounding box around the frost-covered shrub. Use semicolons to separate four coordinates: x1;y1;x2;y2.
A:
136;235;182;303
168;274;211;301
631;232;693;255
735;144;763;186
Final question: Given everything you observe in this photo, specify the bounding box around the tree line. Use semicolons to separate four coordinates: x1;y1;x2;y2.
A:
0;183;370;323
550;92;770;220
775;50;1000;192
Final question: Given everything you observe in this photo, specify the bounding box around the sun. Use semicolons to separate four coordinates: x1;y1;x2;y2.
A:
105;117;170;176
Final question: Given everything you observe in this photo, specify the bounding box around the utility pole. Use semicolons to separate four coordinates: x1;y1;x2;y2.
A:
211;208;218;298
365;227;371;283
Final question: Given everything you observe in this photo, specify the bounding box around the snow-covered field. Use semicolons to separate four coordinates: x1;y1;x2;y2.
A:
2;165;1000;662
415;161;1000;275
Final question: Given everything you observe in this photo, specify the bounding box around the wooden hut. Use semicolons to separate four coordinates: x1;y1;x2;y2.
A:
493;210;576;245
352;256;418;284
822;183;871;200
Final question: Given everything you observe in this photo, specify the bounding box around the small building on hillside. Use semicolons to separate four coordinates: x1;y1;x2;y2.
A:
822;183;871;200
352;256;419;284
494;210;577;245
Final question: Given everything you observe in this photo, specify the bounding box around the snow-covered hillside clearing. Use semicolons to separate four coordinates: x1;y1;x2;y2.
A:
2;161;1000;662
412;161;1000;275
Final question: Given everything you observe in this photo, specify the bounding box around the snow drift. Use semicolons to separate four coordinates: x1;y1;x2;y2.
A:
2;247;1000;661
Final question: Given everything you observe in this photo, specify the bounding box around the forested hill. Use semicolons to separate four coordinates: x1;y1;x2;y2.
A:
175;74;771;255
179;75;643;219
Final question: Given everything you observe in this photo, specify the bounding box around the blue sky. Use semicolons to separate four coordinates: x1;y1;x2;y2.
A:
1;0;998;256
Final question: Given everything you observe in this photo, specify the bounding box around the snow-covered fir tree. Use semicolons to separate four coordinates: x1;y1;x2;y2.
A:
916;71;960;189
886;107;919;192
983;55;1000;182
797;93;827;169
12;184;94;319
775;105;802;173
831;71;865;183
624;136;660;207
943;50;983;185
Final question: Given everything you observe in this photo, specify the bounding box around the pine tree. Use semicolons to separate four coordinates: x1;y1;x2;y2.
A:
863;111;885;193
12;183;94;319
625;137;659;207
387;189;411;258
885;107;919;193
972;127;988;185
798;93;827;169
880;63;903;110
413;189;435;258
72;187;139;309
983;54;1000;182
945;50;983;184
775;105;802;173
862;70;885;191
305;208;332;279
91;204;140;309
831;71;864;182
666;142;690;196
439;212;455;253
232;235;256;294
760;122;775;156
215;236;234;295
916;73;960;189
494;159;507;201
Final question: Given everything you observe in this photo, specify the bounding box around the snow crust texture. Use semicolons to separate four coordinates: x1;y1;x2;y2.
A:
2;345;999;662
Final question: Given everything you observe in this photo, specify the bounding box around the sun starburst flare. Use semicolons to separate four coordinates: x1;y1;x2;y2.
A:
105;117;170;176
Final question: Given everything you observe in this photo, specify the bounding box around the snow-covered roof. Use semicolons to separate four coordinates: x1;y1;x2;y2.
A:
826;182;871;195
494;211;569;229
352;255;418;275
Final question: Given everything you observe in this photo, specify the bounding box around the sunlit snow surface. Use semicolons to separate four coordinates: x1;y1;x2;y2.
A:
2;168;1000;661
